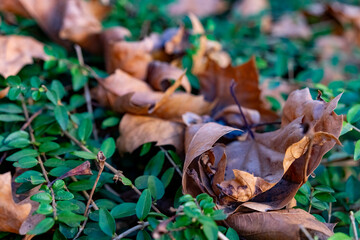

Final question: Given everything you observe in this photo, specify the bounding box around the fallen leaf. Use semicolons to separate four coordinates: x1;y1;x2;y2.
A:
0;35;48;78
117;114;184;153
226;208;333;240
0;87;10;99
105;34;160;79
0;172;31;234
146;61;191;93
0;0;29;17
197;56;277;121
167;0;227;17
59;0;110;53
183;88;342;209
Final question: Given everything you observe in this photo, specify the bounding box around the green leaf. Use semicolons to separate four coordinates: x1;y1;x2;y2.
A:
44;59;57;70
226;228;239;240
8;87;21;100
54;105;68;130
120;176;132;186
136;230;151;240
314;185;334;193
31;192;52;204
144;151;164;176
30;76;41;88
101;117;120;129
68;180;93;191
31;175;46;185
161;167;174;188
99;208;115;237
348;104;360;123
53;180;65;190
140;142;152;156
28;217;54;235
354;140;360;161
36;203;53;215
7;76;21;86
0;114;25;122
39;142;60;153
110;203;136;218
55;189;74;201
7;149;38;161
0;103;22;113
136;189;152;220
78;119;92;142
14;157;38;168
4;130;29;144
147;176;164;200
32;91;41;101
100;138;116;158
328;233;352;240
46;90;59;105
71;66;88;91
72;151;97;159
346;176;360;203
211;210;227;220
135;175;149;189
57;211;86;226
56;201;80;212
202;221;217;240
49;166;71;177
314;192;336;202
51;80;65;100
15;170;43;183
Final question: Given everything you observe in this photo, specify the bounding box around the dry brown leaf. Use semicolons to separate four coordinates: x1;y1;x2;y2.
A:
0;0;29;17
93;69;212;120
235;0;268;17
226;208;333;240
212;105;261;128
105;34;160;79
117;114;184;153
183;88;342;209
164;26;189;55
0;172;31;234
198;56;277;121
0;87;10;99
0;35;48;78
167;0;227;17
146;61;191;93
272;14;312;39
59;0;110;53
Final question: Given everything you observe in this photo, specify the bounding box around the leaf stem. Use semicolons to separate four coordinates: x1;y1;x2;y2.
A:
350;211;358;240
160;147;182;177
229;80;254;139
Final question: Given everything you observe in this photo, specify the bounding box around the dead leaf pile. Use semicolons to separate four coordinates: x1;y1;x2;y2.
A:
182;88;342;239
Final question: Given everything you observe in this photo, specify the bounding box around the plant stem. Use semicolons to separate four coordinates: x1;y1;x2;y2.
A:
350;211;358;240
20;108;42;130
113;222;150;240
217;231;230;240
84;151;106;216
74;44;98;141
299;225;314;240
62;130;162;214
229;81;254;139
160;147;182;177
21;98;57;218
70;176;98;210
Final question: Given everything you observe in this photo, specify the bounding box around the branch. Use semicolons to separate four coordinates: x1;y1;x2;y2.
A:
160;147;182;177
113;222;150;240
350;211;358;240
74;45;98;141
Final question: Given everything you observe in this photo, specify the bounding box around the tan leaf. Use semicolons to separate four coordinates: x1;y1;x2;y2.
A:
0;87;10;99
0;0;29;17
235;0;269;17
117;114;184;153
59;0;110;53
105;33;161;79
0;172;31;234
167;0;227;17
146;61;191;93
0;35;48;78
226;208;333;240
